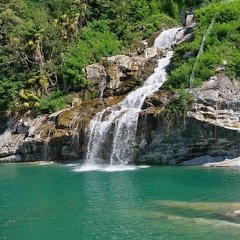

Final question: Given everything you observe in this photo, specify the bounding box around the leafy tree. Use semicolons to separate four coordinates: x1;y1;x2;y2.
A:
1;0;235;114
63;20;120;91
0;0;28;110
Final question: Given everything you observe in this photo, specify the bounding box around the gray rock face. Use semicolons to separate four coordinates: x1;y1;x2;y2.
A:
104;52;159;96
191;75;240;129
0;154;21;163
204;157;240;167
85;49;160;97
136;113;240;164
0;69;239;164
86;63;105;81
13;119;30;134
135;74;240;164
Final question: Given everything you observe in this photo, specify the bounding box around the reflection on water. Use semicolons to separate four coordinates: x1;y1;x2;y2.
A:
150;200;240;224
1;164;240;239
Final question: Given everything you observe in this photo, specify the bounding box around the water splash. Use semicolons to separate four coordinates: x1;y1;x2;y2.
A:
72;164;150;172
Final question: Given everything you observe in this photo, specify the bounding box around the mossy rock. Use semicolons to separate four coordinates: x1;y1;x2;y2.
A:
57;110;75;129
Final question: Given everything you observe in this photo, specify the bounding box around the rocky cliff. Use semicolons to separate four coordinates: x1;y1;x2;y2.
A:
0;47;161;163
1;71;239;165
136;74;240;164
1;31;240;165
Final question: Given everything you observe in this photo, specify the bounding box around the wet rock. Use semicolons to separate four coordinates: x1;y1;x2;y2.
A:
142;93;168;109
0;154;21;163
181;155;225;166
56;110;75;129
204;157;240;167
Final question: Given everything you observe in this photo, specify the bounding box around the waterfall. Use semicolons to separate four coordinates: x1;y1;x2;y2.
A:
43;127;54;160
85;27;183;165
154;27;184;49
98;68;108;98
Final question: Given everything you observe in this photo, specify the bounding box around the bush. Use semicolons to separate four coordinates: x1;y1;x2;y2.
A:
63;20;120;91
194;52;218;81
167;0;240;91
195;1;240;25
38;90;71;113
168;63;193;89
162;89;194;121
0;76;24;110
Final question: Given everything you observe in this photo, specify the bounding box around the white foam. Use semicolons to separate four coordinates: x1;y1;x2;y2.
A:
138;165;150;169
163;214;240;228
72;164;150;172
101;165;140;172
66;163;80;167
73;164;101;172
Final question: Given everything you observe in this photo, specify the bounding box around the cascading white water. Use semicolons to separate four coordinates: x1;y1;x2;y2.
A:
98;69;108;98
153;27;184;49
85;27;184;165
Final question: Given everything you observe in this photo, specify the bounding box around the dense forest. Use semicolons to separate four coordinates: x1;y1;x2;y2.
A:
0;0;239;114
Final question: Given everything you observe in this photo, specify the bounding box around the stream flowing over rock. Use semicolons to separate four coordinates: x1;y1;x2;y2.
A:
0;26;240;165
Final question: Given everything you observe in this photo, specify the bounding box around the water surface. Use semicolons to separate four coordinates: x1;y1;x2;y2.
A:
1;163;240;239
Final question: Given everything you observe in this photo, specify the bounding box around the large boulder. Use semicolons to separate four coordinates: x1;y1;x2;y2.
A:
85;49;160;98
103;49;159;96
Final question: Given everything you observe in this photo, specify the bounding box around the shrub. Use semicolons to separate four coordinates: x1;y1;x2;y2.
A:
63;20;120;91
38;90;71;113
162;89;194;121
168;63;193;89
0;76;23;110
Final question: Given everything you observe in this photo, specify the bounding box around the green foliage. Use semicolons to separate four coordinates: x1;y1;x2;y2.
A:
0;76;24;110
1;0;239;114
162;89;194;121
86;0;179;49
17;89;40;111
168;0;240;91
170;0;180;20
80;20;120;61
63;20;120;91
38;90;71;114
195;52;217;79
63;44;89;92
195;1;240;25
143;13;178;39
168;63;193;89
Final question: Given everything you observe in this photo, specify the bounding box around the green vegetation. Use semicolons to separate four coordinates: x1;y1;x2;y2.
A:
38;90;72;114
162;89;194;122
63;20;121;92
0;0;238;114
167;0;240;90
